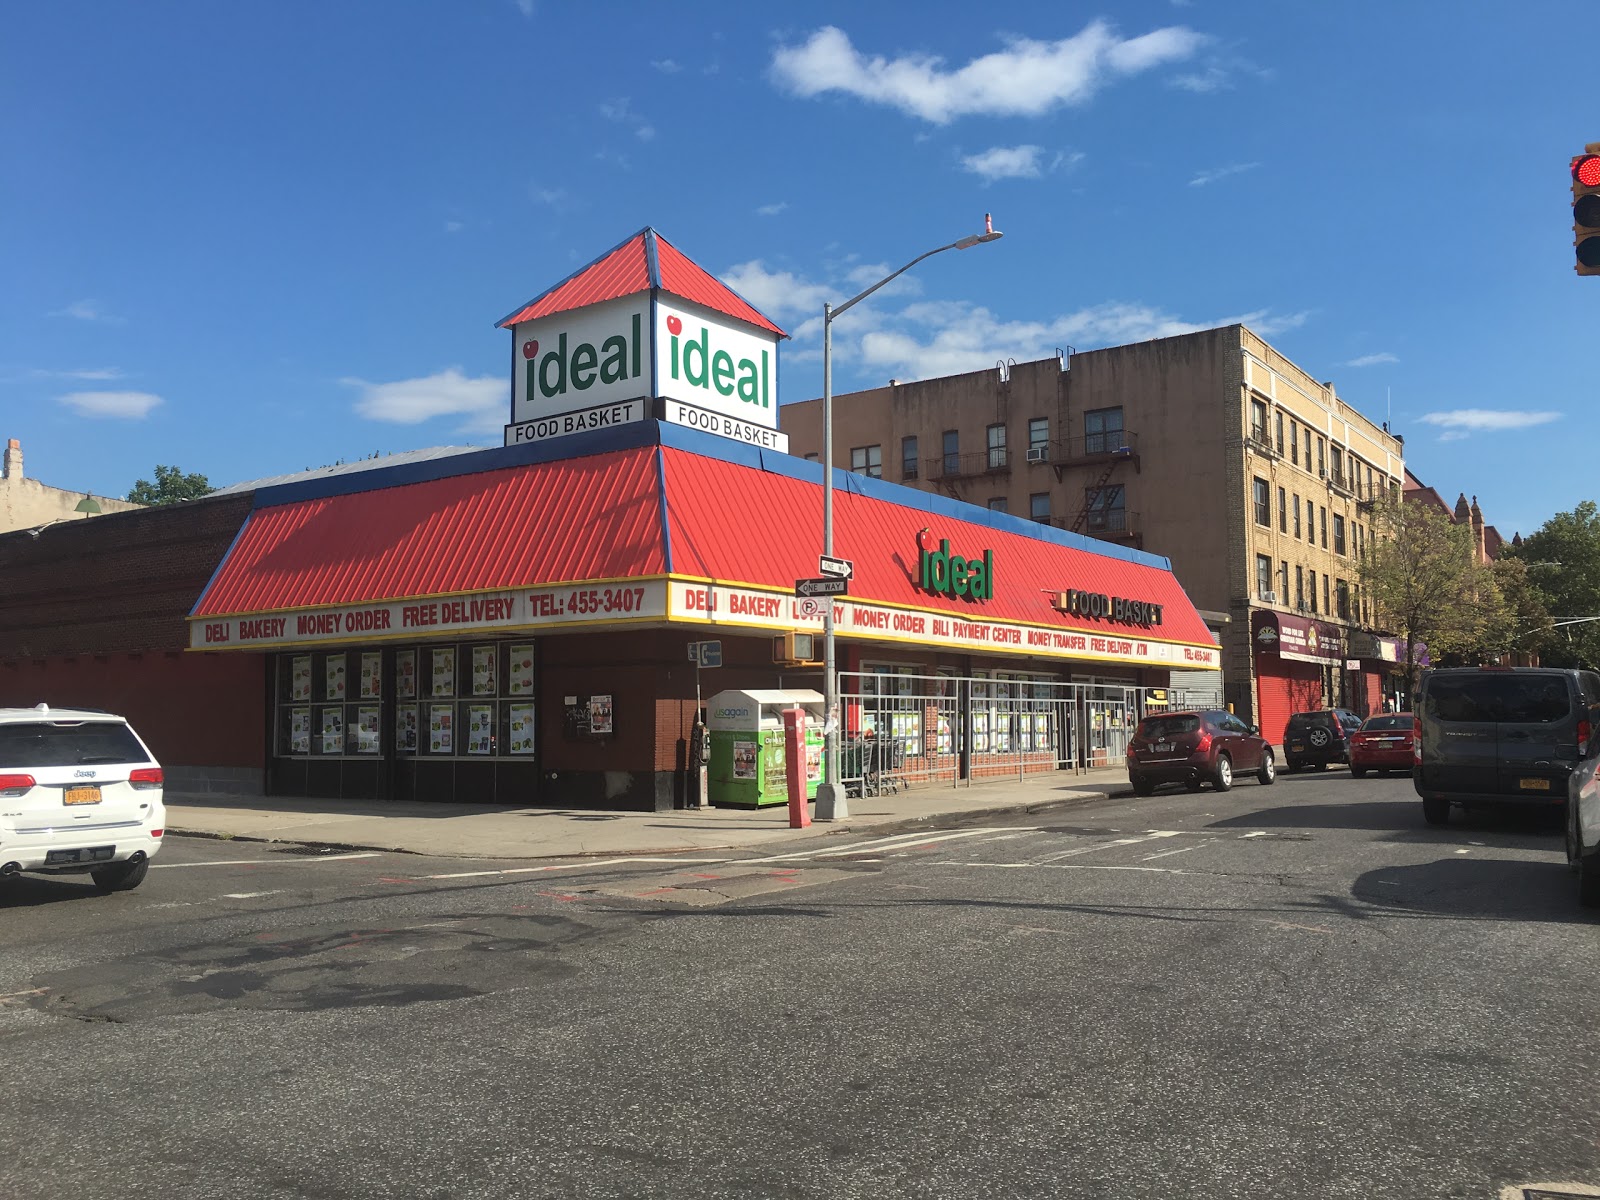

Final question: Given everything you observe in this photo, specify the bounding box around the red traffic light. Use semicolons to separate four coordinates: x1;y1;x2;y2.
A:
1575;154;1600;188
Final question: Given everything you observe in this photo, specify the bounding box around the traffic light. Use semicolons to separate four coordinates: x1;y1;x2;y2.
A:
1573;143;1600;277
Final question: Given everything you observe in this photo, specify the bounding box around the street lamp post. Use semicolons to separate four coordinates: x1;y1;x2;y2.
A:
812;215;1004;822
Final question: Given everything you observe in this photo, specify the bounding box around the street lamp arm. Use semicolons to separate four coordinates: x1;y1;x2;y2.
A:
831;242;967;322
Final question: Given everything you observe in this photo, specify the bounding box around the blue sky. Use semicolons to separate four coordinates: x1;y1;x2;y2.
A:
3;1;1592;540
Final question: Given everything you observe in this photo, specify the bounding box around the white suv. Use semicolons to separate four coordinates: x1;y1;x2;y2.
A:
0;704;166;892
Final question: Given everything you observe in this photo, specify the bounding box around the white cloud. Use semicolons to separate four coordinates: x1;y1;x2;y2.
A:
652;58;681;74
57;390;163;419
757;202;789;216
719;261;834;321
1343;352;1398;367
532;185;569;207
770;22;1206;124
1417;409;1561;433
345;368;505;436
444;220;464;234
1189;162;1259;186
601;97;654;143
49;299;122;323
32;366;124;381
514;0;533;17
1438;431;1469;442
962;145;1045;181
635;124;655;142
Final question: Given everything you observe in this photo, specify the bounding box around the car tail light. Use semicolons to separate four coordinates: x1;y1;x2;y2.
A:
0;773;36;797
1579;719;1592;758
1194;730;1213;753
128;767;164;790
150;829;163;838
1413;715;1423;764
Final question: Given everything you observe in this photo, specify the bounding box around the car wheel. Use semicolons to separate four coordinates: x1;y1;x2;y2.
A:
1351;766;1368;779
1308;728;1331;750
1422;795;1449;826
91;857;148;894
1257;750;1276;786
1131;776;1155;797
1580;837;1600;909
1213;753;1233;792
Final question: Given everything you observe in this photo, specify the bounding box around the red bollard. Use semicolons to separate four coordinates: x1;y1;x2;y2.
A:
782;707;810;829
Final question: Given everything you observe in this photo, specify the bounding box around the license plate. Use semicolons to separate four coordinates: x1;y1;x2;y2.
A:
1154;742;1173;753
45;846;115;865
1289;742;1305;752
1520;777;1551;791
63;786;102;806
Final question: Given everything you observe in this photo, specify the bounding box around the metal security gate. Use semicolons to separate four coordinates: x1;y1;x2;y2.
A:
837;671;1204;791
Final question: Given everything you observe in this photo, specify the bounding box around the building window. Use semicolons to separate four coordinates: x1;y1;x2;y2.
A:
1028;417;1049;456
988;497;1008;514
901;436;918;480
850;445;882;478
1084;407;1124;455
1278;487;1287;533
1293;494;1302;539
1330;445;1344;488
1333;513;1346;556
1356;523;1364;559
1320;506;1329;548
1084;485;1125;533
1279;561;1289;600
1250;399;1268;443
1367;464;1375;498
1030;493;1052;524
1253;477;1270;527
1295;565;1305;610
987;423;1008;470
1308;569;1318;614
1323;574;1332;614
1256;555;1273;600
942;430;959;476
1336;579;1350;619
1275;411;1285;454
1317;436;1326;478
1290;422;1299;466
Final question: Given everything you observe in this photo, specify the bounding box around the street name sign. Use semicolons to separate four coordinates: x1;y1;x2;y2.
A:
818;555;854;580
795;577;849;598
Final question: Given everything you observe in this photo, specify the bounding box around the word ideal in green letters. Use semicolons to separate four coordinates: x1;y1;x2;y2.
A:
665;314;770;409
917;536;994;602
523;314;644;402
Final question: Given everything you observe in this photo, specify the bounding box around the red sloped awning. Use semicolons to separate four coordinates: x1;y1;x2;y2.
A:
192;446;667;618
658;446;1215;648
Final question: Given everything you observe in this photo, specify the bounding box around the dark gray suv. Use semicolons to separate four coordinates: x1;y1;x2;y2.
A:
1413;666;1600;826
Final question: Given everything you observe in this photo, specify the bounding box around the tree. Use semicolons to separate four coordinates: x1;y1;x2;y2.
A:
1476;555;1552;662
1507;501;1600;669
127;464;213;506
1358;494;1492;701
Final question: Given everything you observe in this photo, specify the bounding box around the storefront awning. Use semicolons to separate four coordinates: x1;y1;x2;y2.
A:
190;423;1221;673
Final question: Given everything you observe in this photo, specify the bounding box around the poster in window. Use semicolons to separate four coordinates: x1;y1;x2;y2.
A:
353;707;381;755
937;715;953;755
762;741;786;793
291;656;312;701
359;652;382;699
320;707;344;755
508;703;536;755
325;655;347;701
732;740;758;780
471;645;496;696
289;707;311;755
431;648;456;698
508;644;535;696
972;712;989;754
396;650;417;700
397;705;418;753
428;703;454;754
805;740;822;783
588;694;613;735
467;704;494;755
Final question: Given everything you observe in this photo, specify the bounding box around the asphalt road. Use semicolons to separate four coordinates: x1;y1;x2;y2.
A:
2;769;1597;1200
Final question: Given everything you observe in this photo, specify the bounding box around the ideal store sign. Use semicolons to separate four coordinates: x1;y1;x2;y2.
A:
507;295;779;446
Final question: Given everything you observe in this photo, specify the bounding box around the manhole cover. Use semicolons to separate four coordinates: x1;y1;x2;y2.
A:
270;844;353;856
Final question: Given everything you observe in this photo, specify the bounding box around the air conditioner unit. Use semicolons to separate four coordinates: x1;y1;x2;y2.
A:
1258;590;1278;604
1318;467;1328;479
1026;446;1048;463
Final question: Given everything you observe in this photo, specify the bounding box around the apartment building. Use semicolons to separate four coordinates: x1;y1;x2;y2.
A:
780;324;1408;741
0;438;142;534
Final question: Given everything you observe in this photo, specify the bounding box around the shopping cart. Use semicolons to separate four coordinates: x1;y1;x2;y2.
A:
842;734;905;797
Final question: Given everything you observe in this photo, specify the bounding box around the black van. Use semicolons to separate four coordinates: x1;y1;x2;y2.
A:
1413;666;1600;825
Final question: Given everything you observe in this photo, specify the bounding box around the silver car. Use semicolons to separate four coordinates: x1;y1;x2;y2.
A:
1567;732;1600;908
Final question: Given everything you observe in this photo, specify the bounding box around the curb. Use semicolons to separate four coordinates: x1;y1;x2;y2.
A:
165;787;1123;862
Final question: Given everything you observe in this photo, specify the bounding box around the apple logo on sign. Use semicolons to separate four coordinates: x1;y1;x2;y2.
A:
522;340;539;359
666;316;682;336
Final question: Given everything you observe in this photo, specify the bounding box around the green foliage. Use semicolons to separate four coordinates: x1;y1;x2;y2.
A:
1506;501;1600;669
1358;494;1495;696
127;464;213;506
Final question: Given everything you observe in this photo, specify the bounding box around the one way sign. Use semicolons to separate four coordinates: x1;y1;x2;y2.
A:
818;554;854;579
795;577;849;598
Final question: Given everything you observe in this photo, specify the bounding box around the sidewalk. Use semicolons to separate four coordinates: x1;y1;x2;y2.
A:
164;766;1135;860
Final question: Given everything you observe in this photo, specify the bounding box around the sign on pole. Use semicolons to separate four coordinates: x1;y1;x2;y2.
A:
795;577;849;598
818;555;854;580
689;640;723;667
